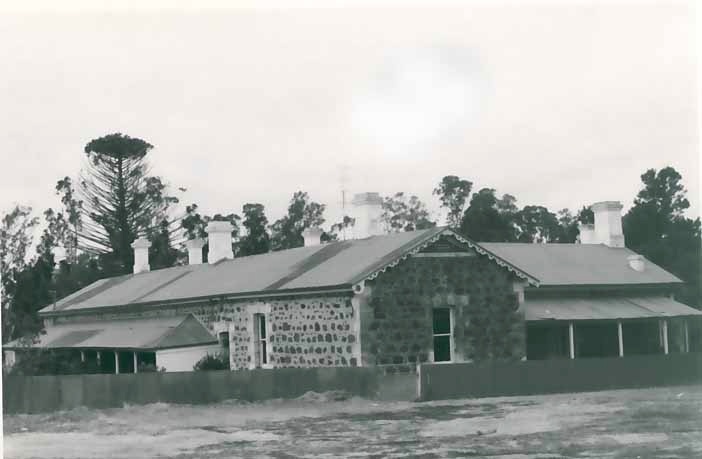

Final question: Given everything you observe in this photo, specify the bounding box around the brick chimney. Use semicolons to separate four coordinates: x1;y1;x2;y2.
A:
131;237;151;274
591;201;625;248
185;238;205;265
350;192;384;239
578;223;596;244
206;221;234;263
302;227;323;247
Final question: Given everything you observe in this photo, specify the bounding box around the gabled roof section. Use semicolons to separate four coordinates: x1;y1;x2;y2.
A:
39;228;537;315
349;228;540;287
479;243;682;287
38;229;682;316
3;314;216;350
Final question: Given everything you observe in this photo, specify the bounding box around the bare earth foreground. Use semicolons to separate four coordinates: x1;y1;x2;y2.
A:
4;385;702;459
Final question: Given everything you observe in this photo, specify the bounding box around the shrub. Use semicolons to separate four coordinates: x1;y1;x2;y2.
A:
9;349;86;376
193;352;230;371
137;362;166;373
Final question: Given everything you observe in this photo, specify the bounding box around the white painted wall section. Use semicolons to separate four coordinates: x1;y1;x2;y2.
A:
156;344;222;372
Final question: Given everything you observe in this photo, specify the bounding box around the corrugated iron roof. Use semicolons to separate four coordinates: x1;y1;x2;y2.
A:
38;229;683;316
41;228;451;314
526;296;702;321
480;243;682;286
3;315;216;350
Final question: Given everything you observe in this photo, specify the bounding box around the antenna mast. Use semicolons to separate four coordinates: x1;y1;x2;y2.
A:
339;165;350;241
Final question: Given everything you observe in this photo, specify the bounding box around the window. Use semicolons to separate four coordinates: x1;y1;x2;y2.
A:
218;331;230;348
253;313;267;367
432;307;453;362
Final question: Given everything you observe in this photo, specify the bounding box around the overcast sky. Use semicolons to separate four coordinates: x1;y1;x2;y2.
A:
0;1;698;231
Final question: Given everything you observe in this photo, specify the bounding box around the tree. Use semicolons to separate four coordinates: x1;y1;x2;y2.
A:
149;217;181;269
623;167;701;307
238;203;271;256
460;189;518;242
3;253;54;343
54;177;83;264
551;206;594;243
433;175;473;227
578;206;594;225
78;133;180;275
634;167;690;220
181;203;209;241
0;206;38;278
515;205;559;243
270;192;326;251
553;209;578;243
322;216;356;242
0;205;65;343
1;206;40;342
381;192;436;232
51;254;101;302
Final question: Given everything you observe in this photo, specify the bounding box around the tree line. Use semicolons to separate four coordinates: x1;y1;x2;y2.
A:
1;133;699;344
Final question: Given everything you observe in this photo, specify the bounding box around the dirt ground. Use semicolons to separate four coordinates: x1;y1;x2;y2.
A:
4;385;702;458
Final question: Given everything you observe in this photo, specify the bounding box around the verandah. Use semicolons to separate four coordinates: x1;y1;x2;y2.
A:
526;317;699;360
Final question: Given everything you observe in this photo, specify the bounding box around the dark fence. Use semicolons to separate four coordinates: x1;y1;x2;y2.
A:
3;367;379;414
418;353;702;401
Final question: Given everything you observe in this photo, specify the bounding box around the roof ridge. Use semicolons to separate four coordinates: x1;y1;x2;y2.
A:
349;227;540;287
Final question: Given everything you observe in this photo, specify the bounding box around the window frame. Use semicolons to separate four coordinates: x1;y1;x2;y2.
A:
431;307;455;364
253;313;269;368
218;331;230;348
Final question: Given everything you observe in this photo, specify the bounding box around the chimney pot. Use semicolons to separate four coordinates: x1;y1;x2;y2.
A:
206;221;234;263
302;227;323;247
131;237;152;274
185;238;205;265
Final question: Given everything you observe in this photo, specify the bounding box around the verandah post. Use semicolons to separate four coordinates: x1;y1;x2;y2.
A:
568;322;575;359
617;321;624;357
115;351;120;374
663;320;669;355
684;320;690;353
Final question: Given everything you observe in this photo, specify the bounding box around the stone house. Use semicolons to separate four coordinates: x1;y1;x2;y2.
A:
4;194;701;373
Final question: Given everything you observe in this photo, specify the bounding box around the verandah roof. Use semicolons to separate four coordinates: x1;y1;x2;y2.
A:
526;296;702;322
3;314;217;350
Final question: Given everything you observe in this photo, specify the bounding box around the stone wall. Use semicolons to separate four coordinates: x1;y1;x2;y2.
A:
47;239;525;373
361;253;525;373
222;297;359;370
49;294;359;371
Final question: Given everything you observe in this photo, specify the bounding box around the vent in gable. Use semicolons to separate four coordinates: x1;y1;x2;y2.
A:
628;254;645;272
420;236;470;253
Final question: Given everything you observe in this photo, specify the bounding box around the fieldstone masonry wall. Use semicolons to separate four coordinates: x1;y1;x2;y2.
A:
48;240;525;373
50;295;360;371
361;252;525;373
220;297;359;370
